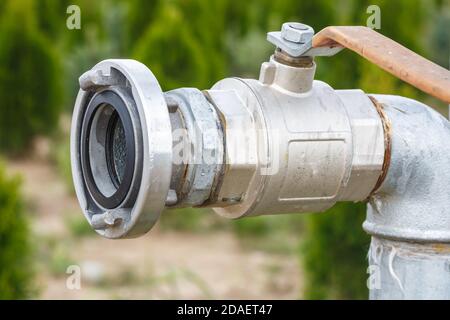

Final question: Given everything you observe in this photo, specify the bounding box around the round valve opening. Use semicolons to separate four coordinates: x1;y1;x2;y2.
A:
71;59;173;239
80;90;136;209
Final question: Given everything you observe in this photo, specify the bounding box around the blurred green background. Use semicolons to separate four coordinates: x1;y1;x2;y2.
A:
0;0;448;299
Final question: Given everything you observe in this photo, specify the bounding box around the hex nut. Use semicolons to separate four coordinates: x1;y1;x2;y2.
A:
165;88;224;206
281;22;314;44
205;89;258;206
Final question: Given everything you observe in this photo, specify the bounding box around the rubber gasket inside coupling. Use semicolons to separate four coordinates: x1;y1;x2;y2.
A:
80;90;137;209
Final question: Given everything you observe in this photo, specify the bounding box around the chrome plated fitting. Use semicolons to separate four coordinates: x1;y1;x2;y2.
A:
71;57;385;238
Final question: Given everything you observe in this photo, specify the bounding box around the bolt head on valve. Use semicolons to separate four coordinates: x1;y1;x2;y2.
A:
281;22;314;43
267;22;343;57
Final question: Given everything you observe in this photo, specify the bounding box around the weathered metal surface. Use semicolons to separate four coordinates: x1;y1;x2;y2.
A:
165;95;186;205
165;88;224;207
366;95;392;197
273;49;314;68
364;95;450;242
368;237;450;299
313;26;450;104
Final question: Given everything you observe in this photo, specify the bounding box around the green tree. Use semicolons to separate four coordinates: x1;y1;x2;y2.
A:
0;163;33;299
34;0;71;40
62;0;129;110
428;1;450;77
0;0;61;154
126;0;161;47
426;0;450;123
133;0;227;90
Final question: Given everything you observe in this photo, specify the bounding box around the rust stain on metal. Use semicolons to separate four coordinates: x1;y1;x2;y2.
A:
274;48;314;68
368;95;392;197
431;243;450;254
313;26;450;104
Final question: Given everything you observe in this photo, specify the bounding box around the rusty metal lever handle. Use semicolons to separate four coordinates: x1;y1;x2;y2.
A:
312;26;450;104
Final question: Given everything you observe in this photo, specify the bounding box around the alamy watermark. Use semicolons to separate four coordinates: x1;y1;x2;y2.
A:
366;5;381;30
66;264;82;290
66;5;81;30
169;127;281;176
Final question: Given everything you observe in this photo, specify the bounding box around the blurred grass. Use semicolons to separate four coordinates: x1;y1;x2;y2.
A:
302;202;369;299
53;137;73;193
0;162;34;299
35;235;76;278
160;208;305;254
159;208;228;233
50;116;74;194
65;214;94;238
231;214;305;254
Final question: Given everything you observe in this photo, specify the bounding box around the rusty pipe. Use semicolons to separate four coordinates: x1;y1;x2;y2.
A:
312;26;450;104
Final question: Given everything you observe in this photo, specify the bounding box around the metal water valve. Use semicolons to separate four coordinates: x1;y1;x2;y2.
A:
72;22;387;238
71;22;450;299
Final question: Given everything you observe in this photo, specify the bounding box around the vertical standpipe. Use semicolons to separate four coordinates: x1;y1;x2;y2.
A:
364;95;450;299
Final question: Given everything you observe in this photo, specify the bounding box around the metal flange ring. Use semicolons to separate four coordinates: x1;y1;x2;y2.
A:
71;59;172;238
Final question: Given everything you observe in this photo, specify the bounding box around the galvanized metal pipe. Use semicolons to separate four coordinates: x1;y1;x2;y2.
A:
368;237;450;299
364;95;450;299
